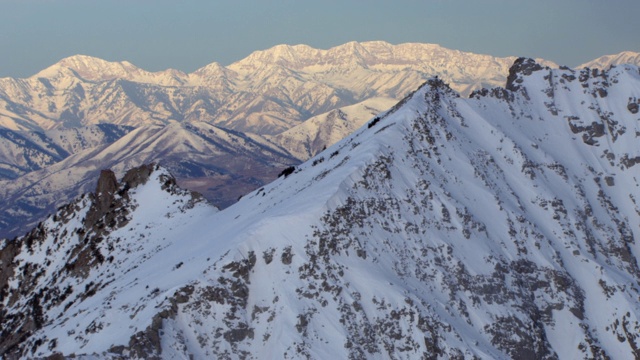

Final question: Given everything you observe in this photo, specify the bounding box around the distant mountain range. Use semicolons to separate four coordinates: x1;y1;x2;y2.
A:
0;41;638;239
0;123;133;179
2;60;640;359
0;41;560;134
579;50;640;69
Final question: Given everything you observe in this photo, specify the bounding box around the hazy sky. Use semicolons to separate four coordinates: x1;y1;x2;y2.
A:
1;0;638;77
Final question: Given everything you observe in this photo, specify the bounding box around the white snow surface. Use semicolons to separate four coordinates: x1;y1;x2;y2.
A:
2;62;640;359
579;50;640;70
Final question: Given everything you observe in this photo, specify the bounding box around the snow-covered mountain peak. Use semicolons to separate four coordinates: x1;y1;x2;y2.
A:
1;41;566;133
0;162;216;357
331;40;369;56
2;62;640;358
268;43;304;62
190;61;237;87
227;43;319;72
32;55;190;87
224;63;640;358
192;61;230;76
229;40;440;72
579;50;640;69
34;54;143;82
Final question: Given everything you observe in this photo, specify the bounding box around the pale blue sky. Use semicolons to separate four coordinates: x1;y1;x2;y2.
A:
1;0;638;77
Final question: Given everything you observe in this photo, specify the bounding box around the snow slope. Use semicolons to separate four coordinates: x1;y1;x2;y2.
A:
268;97;398;160
0;124;133;180
579;50;640;70
2;60;640;359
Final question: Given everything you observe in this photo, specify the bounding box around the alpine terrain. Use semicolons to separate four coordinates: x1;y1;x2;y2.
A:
0;122;296;239
0;41;556;134
0;41;560;239
580;51;640;70
1;59;640;359
0;124;133;180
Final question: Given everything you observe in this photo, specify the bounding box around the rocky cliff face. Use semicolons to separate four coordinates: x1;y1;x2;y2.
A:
2;61;640;359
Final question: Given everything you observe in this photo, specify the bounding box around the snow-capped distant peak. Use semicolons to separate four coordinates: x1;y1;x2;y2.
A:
32;54;141;81
30;54;191;86
579;50;640;69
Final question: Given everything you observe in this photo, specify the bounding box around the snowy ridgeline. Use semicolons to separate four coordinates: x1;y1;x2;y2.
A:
0;43;636;242
0;120;299;240
0;41;550;134
1;60;640;359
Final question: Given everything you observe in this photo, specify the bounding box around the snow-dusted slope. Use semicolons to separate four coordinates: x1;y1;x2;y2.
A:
0;41;557;134
579;50;640;69
0;122;297;239
268;97;397;159
0;124;133;180
2;60;640;359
